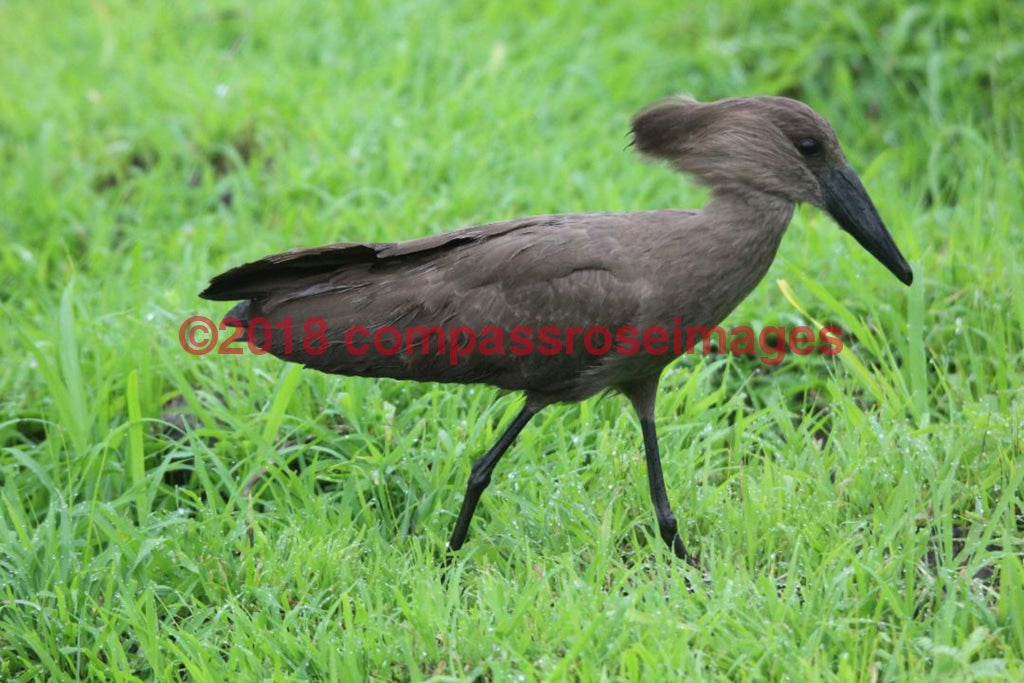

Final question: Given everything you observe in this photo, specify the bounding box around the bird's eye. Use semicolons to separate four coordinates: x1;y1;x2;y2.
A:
796;138;821;156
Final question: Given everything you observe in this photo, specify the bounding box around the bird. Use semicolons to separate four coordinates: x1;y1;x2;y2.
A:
200;95;913;565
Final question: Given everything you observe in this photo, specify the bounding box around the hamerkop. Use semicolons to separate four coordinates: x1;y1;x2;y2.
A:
201;95;913;565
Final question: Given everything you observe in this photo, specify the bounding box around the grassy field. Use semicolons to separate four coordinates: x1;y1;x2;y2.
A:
2;0;1022;679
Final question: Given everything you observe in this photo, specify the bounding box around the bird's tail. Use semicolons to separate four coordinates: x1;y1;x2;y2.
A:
199;242;377;302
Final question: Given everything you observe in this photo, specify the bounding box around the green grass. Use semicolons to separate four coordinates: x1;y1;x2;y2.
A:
2;0;1022;679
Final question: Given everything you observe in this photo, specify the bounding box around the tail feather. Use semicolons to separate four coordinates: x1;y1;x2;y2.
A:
199;243;377;301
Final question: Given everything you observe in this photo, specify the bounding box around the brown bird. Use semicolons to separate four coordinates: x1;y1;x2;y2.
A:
201;95;913;565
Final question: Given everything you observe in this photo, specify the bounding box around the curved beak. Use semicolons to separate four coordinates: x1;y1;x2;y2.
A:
822;165;913;286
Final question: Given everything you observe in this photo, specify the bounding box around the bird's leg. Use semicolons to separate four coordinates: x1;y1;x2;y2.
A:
639;418;697;566
446;405;537;553
625;378;698;567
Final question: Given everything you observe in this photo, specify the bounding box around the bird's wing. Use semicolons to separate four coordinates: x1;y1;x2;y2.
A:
200;214;566;301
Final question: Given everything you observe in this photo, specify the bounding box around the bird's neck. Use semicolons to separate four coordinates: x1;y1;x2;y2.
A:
703;189;795;241
702;189;795;270
682;189;796;324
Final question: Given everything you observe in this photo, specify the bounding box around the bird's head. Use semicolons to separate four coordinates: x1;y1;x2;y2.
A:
631;96;913;285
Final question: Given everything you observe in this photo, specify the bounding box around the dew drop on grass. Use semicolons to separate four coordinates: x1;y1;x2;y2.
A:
13;245;36;264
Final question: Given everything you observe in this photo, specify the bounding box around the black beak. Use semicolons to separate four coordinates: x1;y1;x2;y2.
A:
822;166;913;286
